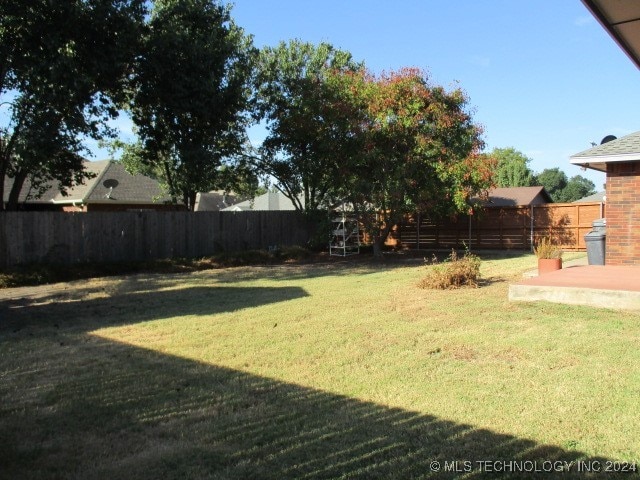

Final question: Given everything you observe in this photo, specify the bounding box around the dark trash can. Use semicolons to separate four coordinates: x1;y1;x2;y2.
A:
592;218;606;232
585;218;606;265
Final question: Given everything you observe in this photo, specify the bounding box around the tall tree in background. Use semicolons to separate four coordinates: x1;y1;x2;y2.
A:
560;175;596;202
123;0;255;210
0;0;146;211
331;68;495;256
536;167;568;202
252;40;362;211
536;169;595;203
491;147;536;187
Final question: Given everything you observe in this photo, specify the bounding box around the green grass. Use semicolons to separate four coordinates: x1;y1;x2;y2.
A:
1;252;639;479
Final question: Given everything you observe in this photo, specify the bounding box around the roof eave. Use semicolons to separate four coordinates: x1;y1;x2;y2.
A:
581;0;640;70
50;198;85;205
570;152;640;172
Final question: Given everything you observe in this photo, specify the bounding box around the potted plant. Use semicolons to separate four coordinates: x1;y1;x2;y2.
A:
534;237;563;274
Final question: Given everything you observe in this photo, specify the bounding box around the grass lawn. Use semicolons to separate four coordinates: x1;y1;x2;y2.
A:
1;252;638;479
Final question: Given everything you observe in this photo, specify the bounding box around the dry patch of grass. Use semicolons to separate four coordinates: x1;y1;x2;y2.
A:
1;252;638;479
418;249;481;289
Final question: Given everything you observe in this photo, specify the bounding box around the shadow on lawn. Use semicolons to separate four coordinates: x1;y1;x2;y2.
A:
0;288;629;480
1;285;310;330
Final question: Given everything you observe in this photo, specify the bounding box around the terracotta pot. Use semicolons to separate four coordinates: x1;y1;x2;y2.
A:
538;258;562;275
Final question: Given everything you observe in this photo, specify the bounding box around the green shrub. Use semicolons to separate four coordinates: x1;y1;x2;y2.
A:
419;249;481;289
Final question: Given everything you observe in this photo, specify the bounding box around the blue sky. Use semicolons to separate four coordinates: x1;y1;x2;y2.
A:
227;0;640;189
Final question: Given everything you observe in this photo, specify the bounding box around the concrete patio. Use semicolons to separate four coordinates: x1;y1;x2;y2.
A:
509;257;640;311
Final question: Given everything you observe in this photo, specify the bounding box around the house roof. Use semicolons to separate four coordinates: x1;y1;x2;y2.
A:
3;176;59;204
473;186;552;207
573;191;606;203
570;130;640;172
194;191;238;211
58;160;176;205
4;160;177;206
581;0;640;70
221;191;302;211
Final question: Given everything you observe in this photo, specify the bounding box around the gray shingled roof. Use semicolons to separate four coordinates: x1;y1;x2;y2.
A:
221;191;302;211
4;160;177;206
194;191;238;211
3;177;59;203
57;160;174;205
571;131;640;158
573;191;605;203
570;131;640;172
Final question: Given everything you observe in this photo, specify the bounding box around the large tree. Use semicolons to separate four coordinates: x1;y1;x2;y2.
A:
331;68;495;255
536;167;568;202
251;40;363;211
560;175;596;202
123;0;255;210
491;147;536;188
0;0;146;211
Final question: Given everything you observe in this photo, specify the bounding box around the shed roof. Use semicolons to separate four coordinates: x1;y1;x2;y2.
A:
473;186;552;207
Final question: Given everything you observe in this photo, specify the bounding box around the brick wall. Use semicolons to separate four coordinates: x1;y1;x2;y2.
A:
606;162;640;265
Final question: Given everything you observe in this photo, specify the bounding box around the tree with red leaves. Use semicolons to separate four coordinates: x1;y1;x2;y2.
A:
328;68;495;256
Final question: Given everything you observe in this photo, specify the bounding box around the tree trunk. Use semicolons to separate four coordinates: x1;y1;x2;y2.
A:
6;169;28;211
0;165;6;212
373;237;384;257
182;190;197;211
372;223;393;257
0;141;9;212
187;191;196;211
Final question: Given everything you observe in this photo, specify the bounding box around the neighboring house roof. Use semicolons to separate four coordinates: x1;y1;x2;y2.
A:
3;160;177;207
473;186;552;207
3;176;59;204
570;130;640;172
221;191;302;211
194;191;238;211
581;0;640;70
573;191;606;203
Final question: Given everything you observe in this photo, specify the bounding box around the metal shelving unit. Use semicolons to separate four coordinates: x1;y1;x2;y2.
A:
329;216;360;256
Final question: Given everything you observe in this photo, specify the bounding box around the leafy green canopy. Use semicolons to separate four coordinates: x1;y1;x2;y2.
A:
251;40;363;211
491;147;537;188
0;0;146;211
122;0;256;210
489;147;597;202
536;168;596;202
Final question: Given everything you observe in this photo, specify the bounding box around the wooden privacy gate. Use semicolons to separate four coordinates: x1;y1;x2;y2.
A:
390;202;605;251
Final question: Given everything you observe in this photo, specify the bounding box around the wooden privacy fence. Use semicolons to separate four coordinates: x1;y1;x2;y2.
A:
0;211;315;267
391;202;605;251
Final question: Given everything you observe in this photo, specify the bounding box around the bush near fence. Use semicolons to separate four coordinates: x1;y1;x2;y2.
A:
0;211;317;267
389;202;605;251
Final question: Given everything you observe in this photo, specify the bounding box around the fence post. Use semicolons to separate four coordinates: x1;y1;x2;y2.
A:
530;205;534;252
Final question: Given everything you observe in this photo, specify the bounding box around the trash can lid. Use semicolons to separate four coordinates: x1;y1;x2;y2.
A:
592;218;606;227
585;230;606;239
